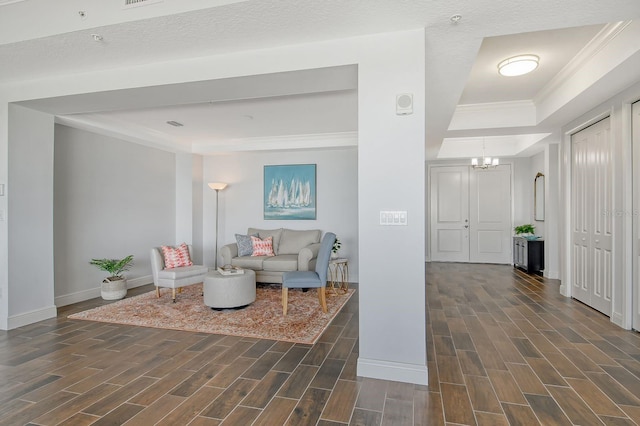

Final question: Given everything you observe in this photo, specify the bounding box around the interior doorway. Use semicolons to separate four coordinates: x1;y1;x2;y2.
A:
429;164;512;264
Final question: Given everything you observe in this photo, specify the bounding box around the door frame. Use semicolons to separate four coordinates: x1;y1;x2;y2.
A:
561;105;634;330
426;161;515;263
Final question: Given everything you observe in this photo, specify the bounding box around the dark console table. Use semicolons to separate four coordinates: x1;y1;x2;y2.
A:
513;237;544;274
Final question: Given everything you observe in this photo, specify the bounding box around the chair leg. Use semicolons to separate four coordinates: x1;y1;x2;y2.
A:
172;288;177;303
282;287;288;315
156;286;160;298
318;288;327;313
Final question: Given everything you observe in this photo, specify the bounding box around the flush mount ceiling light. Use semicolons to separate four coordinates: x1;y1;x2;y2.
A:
498;54;539;77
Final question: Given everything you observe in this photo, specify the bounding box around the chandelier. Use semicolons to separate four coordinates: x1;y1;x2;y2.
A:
471;140;499;169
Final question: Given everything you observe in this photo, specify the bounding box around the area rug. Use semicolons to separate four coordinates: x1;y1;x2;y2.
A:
68;284;355;345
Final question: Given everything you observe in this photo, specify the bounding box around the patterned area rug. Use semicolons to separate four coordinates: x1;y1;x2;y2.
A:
68;284;355;345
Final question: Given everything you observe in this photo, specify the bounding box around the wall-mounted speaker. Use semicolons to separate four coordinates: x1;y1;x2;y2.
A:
396;93;413;115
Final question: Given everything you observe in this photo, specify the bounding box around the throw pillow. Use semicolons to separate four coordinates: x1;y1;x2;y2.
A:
235;233;257;257
251;236;275;257
162;243;193;269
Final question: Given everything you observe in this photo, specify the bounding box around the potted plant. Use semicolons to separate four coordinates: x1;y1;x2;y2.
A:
331;237;342;259
514;224;536;237
89;255;134;300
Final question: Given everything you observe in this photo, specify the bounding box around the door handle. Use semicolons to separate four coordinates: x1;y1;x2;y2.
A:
464;225;469;228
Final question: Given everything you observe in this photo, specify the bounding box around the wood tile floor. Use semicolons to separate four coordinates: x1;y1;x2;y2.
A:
2;263;640;424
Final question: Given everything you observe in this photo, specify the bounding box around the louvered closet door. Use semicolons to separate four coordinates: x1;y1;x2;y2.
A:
571;117;612;316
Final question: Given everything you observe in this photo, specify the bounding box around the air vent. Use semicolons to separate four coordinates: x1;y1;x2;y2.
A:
123;0;163;9
166;121;184;127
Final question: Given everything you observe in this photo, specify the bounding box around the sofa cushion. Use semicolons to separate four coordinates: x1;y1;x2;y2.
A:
248;228;283;254
157;264;208;279
263;255;299;272
278;229;321;255
235;233;257;257
231;256;266;270
251;236;275;256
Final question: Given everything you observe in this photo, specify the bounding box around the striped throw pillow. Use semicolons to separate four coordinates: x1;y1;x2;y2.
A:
162;243;193;269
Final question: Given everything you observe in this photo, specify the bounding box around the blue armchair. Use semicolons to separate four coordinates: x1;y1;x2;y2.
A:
281;232;336;315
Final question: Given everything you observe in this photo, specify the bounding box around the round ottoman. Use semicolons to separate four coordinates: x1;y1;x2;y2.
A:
203;269;256;309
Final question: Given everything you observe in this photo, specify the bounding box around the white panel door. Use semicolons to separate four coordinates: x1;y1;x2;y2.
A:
430;166;469;262
633;102;640;329
571;117;612;316
469;165;512;263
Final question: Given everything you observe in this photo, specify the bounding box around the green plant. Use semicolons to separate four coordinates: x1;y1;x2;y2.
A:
332;238;342;254
514;224;535;235
89;255;134;280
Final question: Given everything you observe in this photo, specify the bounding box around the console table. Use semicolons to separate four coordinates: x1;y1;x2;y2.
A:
513;237;544;274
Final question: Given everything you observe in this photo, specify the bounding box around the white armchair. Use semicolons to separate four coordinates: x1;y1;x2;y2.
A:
150;245;209;302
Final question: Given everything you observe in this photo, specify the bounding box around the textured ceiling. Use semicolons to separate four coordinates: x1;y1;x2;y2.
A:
4;0;640;158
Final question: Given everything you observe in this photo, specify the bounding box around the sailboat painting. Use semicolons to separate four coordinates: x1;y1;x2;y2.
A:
264;164;316;220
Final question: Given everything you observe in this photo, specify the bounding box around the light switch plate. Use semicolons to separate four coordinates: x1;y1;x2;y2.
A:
380;210;408;226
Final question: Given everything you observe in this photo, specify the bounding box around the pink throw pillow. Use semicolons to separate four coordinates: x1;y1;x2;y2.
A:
251;236;275;257
162;243;193;269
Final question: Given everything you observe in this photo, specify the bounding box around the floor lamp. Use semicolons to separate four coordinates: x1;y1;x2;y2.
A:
208;182;227;269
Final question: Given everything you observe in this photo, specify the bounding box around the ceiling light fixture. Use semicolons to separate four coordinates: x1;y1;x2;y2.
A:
450;14;462;24
471;139;499;169
166;120;183;127
498;54;539;77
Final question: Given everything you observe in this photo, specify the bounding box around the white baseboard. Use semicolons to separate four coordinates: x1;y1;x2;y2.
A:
55;275;153;307
8;305;57;330
544;270;560;279
357;357;428;385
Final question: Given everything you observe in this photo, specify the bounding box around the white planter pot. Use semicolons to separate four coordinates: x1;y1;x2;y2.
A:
101;277;127;300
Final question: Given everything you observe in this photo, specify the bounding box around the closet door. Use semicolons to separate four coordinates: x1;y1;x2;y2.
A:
571;117;612;316
633;102;640;329
430;166;470;262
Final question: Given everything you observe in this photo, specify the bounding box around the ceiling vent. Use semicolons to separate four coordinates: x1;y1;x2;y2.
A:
123;0;163;9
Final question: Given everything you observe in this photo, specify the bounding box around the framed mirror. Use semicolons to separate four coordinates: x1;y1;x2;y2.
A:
534;172;545;221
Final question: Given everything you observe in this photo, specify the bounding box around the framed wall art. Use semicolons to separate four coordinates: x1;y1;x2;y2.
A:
264;164;316;220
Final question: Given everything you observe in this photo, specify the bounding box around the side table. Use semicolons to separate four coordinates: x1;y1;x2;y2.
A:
328;258;349;294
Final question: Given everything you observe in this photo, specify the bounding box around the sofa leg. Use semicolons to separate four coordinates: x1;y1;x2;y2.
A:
156;286;160;298
282;287;288;315
318;288;327;313
172;288;176;303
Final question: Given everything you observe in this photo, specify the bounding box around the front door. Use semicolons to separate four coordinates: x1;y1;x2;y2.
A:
469;165;513;263
430;166;470;262
430;165;512;263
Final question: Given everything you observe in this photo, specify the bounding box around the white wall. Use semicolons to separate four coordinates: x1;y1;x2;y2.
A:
560;79;640;329
0;29;428;385
53;125;176;306
530;151;545;237
512;157;532;228
202;147;359;281
7;105;56;327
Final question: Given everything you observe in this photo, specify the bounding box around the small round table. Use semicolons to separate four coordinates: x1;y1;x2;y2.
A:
203;269;256;309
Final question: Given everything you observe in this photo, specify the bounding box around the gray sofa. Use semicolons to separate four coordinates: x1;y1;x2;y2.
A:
220;228;322;283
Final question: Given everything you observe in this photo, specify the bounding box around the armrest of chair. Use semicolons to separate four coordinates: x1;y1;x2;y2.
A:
220;243;238;265
298;242;321;271
150;247;164;286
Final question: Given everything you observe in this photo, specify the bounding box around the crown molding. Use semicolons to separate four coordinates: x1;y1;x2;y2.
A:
534;21;632;105
192;132;358;154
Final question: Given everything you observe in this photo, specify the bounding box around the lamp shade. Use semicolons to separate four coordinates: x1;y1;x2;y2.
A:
208;182;227;191
498;55;539;77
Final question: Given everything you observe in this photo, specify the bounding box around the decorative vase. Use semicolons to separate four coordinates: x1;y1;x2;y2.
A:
101;277;127;300
331;251;339;259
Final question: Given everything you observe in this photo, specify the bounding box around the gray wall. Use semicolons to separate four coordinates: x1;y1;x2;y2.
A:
54;125;176;305
8;105;55;319
203;147;359;281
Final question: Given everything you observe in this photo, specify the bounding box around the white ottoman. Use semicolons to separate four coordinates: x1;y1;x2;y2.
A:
203;269;256;309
